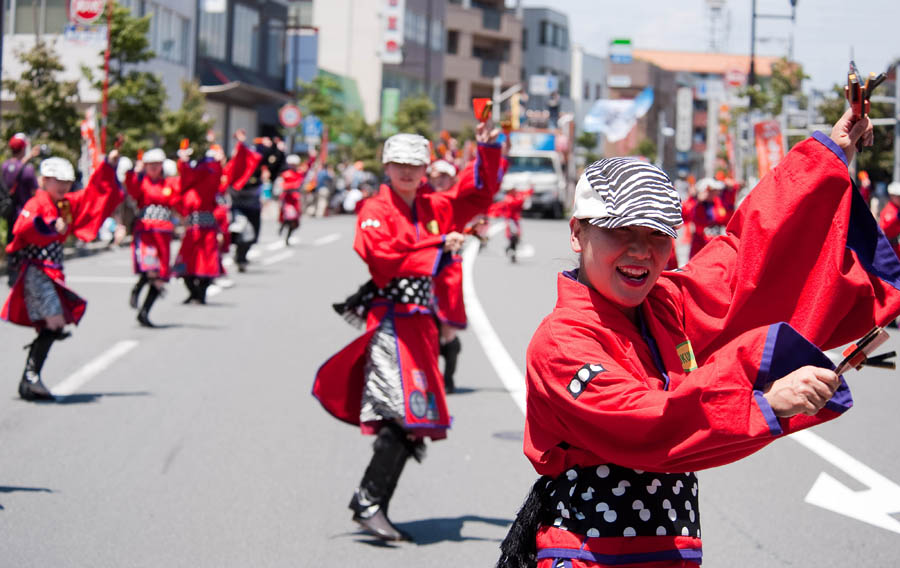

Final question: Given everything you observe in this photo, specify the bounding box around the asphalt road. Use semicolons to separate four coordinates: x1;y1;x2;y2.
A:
2;212;899;566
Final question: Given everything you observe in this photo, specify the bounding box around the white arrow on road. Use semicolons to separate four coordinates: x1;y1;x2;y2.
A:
792;430;900;534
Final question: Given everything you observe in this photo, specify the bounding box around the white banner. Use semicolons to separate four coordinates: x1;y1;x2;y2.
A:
583;87;654;143
382;0;406;64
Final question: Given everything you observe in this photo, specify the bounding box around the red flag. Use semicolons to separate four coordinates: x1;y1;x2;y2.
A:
754;120;784;179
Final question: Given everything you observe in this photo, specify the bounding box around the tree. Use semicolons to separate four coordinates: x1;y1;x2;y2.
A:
2;40;81;163
82;3;166;155
160;81;215;156
392;94;435;140
819;86;895;183
341;111;382;175
297;75;345;137
740;57;808;115
633;138;657;163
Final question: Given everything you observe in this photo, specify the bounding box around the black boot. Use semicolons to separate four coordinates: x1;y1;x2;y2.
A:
183;277;200;304
130;274;148;309
137;285;160;327
507;234;520;263
440;336;461;394
285;225;296;246
349;423;414;542
197;277;211;304
235;243;250;272
18;329;57;401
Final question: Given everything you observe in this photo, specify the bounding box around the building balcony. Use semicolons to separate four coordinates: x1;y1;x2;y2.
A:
447;3;522;41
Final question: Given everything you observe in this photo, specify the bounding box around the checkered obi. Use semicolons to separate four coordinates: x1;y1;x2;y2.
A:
138;204;174;223
184;211;217;229
10;241;64;270
375;276;433;307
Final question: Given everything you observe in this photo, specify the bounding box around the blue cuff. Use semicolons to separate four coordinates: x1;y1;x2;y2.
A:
754;322;853;435
846;183;900;292
431;236;450;275
812;131;848;167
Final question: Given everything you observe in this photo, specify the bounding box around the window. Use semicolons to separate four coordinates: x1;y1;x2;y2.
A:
44;0;66;33
430;19;442;51
288;0;312;28
267;20;285;77
539;20;549;45
232;4;260;68
522;28;527;50
595;84;602;99
583;82;589;100
199;1;227;59
445;80;457;107
13;0;37;33
446;30;458;54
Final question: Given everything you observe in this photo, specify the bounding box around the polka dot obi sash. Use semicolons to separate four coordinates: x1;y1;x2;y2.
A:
540;464;700;539
375;276;433;308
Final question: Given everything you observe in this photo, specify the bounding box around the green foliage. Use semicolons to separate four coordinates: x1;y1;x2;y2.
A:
392;94;435;140
297;75;345;136
160;81;214;156
820;85;895;182
2;40;81;163
738;57;808;115
83;3;166;155
633;138;657;163
456;124;476;144
341;111;382;175
576;131;598;151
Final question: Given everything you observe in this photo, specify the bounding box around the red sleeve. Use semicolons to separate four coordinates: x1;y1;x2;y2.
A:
353;201;445;288
124;170;142;202
69;160;125;242
664;133;900;361
525;315;850;475
430;143;502;231
10;202;60;249
224;142;263;190
880;205;900;242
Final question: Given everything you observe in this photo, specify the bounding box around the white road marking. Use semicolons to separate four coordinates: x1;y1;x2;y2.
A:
461;223;527;414
51;340;140;398
313;232;341;246
517;243;535;259
261;250;294;265
795;430;900;534
206;284;222;298
264;240;287;251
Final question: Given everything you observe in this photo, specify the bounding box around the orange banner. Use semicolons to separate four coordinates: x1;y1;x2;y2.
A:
754;120;784;179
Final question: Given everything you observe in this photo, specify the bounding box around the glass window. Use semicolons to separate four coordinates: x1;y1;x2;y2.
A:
446;30;458;54
522;28;527;50
45;0;67;33
288;0;312;27
232;4;260;68
267;19;285;77
430;19;442;51
14;0;37;34
445;80;457;107
595;84;602;99
199;0;227;59
539;20;549;45
3;0;10;35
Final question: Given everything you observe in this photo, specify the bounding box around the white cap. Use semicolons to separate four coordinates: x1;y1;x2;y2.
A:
163;159;177;178
142;148;166;163
572;158;682;239
39;157;76;182
429;159;457;177
382;133;430;166
117;156;134;183
696;177;725;193
285;154;302;166
888;182;900;197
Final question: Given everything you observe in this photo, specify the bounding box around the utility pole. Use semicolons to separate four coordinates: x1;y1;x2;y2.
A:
748;0;796;88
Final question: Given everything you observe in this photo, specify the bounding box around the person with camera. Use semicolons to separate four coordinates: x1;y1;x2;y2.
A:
2;153;123;400
314;120;502;542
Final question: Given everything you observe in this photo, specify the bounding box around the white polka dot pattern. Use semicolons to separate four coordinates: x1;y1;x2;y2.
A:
567;363;607;399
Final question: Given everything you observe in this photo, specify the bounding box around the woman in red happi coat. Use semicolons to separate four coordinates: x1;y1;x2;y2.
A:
3;154;123;400
278;153;315;245
498;110;900;567
125;148;181;327
314;122;502;542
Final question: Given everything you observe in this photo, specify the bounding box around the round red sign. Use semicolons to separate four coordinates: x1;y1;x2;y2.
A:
71;0;107;25
279;104;303;129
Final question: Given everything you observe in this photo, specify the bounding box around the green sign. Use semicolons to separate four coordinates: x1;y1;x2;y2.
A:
380;88;401;136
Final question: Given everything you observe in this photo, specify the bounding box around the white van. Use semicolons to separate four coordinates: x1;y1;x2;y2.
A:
500;150;566;218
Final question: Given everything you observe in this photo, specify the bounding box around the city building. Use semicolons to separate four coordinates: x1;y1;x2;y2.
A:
313;0;446;133
1;0;196;111
195;0;292;146
570;43;606;153
442;0;522;133
520;7;572;114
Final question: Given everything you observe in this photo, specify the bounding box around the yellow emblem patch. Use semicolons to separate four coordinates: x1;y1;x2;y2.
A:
676;340;698;372
163;187;173;197
426;220;440;235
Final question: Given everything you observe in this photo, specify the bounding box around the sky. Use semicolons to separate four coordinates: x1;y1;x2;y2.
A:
519;0;900;93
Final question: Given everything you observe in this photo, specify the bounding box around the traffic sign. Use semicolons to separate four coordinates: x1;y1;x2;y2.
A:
278;104;303;129
725;68;746;88
70;0;106;25
528;74;559;96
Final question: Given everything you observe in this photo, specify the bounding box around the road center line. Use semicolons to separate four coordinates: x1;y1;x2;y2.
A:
52;340;140;398
313;232;341;246
261;250;294;265
461;223;527;415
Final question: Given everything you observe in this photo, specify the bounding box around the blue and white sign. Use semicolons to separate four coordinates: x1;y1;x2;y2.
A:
528;74;560;96
303;115;323;143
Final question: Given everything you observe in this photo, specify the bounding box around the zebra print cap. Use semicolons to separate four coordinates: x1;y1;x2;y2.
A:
572;158;682;238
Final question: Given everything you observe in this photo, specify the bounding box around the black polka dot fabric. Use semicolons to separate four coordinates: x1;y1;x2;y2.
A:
375;276;433;307
539;463;700;539
567;363;606;399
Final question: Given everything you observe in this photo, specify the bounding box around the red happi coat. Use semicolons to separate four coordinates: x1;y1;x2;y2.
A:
879;200;900;259
685;195;731;258
313;143;502;439
174;158;225;278
279;168;306;224
526;133;900;567
489;188;533;238
223;142;263;191
126;171;182;280
2;160;123;328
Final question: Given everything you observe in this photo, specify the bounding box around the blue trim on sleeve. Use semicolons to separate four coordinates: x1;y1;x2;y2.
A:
537;547;703;565
812;131;848;167
846;184;900;292
473;150;483;190
33;216;57;236
431;236;450;275
754;323;853;431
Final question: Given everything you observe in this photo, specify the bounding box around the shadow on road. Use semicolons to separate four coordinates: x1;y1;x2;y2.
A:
395;514;511;545
449;387;511;395
52;391;153;405
0;485;54;510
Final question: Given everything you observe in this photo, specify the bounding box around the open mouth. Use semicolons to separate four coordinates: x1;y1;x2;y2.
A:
616;266;650;286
